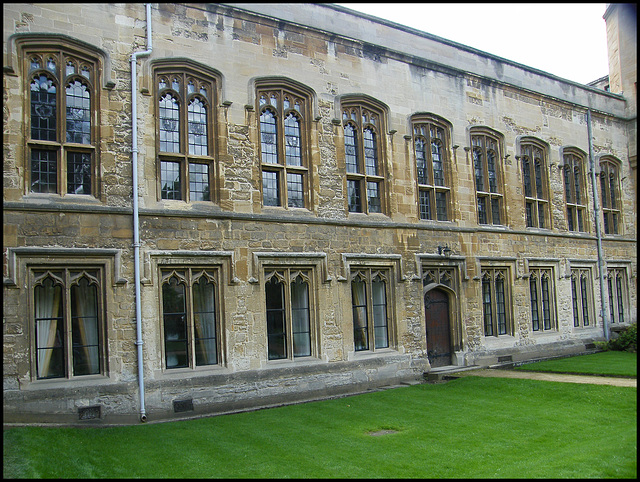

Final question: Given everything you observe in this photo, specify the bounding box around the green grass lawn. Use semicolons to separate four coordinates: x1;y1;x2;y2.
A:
514;350;637;377
3;376;636;479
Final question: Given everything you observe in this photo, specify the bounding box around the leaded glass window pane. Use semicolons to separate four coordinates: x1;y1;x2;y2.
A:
436;192;447;221
67;151;91;195
260;109;278;164
291;276;311;357
162;277;188;368
530;277;539;331
478;197;487;225
415;138;428;184
367;181;381;213
35;277;64;379
482;277;493;336
474;148;484;191
70;277;100;376
262;170;280;206
161;161;181;200
189;163;210;201
287;172;304;208
351;278;368;351
31;74;57;142
363;128;378;176
159;94;180;153
193;276;217;366
372;277;388;349
419;190;431;220
188;98;208;156
432;141;444;186
523;157;532;197
284;113;302;167
345;124;359;174
266;277;286;360
66;80;91;144
348;180;362;213
31;149;57;193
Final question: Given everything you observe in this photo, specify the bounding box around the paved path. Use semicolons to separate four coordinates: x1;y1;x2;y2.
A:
453;368;637;387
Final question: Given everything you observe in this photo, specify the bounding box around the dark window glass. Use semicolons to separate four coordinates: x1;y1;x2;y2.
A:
262;170;280;206
419;190;431;220
287;172;304;208
31;149;57;193
344;124;359;174
162;276;188;368
70;277;100;376
367;181;381;213
67;151;91;195
348;180;362;213
266;277;286;360
193;276;218;366
65;80;91;144
161;161;181;200
189;163;210;201
351;278;369;351
159;93;180;153
188;98;208;156
31;74;57;142
284;113;302;167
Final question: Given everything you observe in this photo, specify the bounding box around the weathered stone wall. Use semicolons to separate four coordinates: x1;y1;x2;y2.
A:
3;3;636;424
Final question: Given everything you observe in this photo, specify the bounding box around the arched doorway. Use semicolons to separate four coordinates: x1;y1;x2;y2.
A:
425;288;451;367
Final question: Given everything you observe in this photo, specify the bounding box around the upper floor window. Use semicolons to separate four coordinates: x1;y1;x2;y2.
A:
265;268;314;360
257;83;311;209
160;267;221;369
599;158;622;235
342;100;387;214
471;129;504;225
520;140;550;228
24;46;99;196
412;115;452;221
562;150;587;232
481;267;511;336
351;268;392;351
155;65;218;202
31;267;105;379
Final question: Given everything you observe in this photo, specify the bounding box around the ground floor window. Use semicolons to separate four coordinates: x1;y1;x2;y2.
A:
529;268;555;332
481;267;511;336
607;268;627;324
571;268;593;328
32;267;104;379
351;268;391;351
160;267;220;369
265;268;313;360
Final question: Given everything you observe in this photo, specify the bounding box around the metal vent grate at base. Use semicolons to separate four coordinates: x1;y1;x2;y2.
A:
78;405;101;420
173;399;194;413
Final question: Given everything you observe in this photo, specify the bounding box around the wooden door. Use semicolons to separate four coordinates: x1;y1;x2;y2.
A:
425;288;451;367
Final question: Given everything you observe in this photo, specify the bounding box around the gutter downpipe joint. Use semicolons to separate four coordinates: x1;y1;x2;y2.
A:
131;2;153;422
587;108;610;342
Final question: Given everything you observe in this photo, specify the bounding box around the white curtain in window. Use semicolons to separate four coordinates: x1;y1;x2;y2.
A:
193;278;217;365
72;279;99;374
352;279;368;350
35;279;61;378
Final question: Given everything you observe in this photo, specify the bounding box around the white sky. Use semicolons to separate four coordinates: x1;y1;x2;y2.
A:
334;3;609;85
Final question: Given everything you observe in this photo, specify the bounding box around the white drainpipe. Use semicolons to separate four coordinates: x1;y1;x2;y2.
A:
587;109;610;342
131;2;153;422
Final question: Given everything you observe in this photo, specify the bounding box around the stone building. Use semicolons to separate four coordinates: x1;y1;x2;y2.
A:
3;3;637;424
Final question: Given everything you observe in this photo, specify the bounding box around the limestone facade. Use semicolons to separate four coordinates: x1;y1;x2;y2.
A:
3;3;637;424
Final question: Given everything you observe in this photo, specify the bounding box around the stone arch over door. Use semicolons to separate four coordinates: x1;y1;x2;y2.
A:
424;284;456;368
